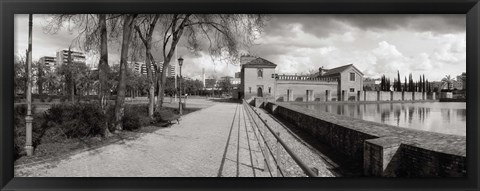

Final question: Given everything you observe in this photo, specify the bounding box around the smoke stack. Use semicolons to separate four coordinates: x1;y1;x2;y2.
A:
202;68;206;87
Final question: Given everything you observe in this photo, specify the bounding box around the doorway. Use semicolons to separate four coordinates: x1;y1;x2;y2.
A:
257;87;263;97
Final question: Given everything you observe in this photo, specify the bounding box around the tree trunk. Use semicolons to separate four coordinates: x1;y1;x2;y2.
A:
114;14;136;132
155;57;170;111
98;14;112;136
146;48;155;117
157;37;183;111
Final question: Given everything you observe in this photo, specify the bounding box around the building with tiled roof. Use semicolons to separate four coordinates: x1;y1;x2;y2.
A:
238;55;364;101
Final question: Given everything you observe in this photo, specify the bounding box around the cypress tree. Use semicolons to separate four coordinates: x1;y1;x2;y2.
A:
397;70;401;91
419;76;422;92
423;74;427;92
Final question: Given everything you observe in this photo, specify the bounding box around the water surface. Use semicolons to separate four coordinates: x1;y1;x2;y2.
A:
298;102;466;136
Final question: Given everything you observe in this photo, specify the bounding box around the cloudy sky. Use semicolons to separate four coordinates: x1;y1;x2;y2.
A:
15;14;466;81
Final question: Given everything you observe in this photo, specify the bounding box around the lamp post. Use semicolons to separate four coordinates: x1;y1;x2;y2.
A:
178;57;184;115
25;14;33;156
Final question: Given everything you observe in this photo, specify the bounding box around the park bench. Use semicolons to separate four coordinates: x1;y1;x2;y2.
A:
156;110;181;126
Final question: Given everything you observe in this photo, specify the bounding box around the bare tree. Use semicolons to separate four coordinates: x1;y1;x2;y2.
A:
134;14;160;118
156;14;266;110
44;14;123;136
114;14;137;131
97;14;113;136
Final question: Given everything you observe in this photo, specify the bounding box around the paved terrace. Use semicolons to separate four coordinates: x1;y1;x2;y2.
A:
16;100;331;177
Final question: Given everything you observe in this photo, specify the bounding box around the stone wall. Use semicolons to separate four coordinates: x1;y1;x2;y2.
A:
413;92;424;100
392;92;403;101
403;92;413;100
399;144;466;177
379;91;391;101
264;102;377;162
261;101;466;177
361;91;435;101
427;92;436;100
364;91;378;101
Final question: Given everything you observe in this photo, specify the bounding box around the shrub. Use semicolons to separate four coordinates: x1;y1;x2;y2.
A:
43;103;106;138
14;104;45;160
105;104;151;131
128;104;153;127
122;109;141;131
153;108;177;123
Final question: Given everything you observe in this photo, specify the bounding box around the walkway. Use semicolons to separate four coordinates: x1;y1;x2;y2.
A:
14;101;268;177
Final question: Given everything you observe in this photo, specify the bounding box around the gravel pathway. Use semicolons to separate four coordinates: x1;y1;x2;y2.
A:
15;102;253;177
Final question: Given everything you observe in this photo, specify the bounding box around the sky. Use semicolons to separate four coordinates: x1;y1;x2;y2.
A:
14;14;466;81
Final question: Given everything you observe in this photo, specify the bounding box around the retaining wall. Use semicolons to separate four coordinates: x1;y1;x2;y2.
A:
403;92;413;100
364;91;378;101
414;92;424;100
379;91;391;101
262;101;466;177
392;92;403;101
360;91;435;101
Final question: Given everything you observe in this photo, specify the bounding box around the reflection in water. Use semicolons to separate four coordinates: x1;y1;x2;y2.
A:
299;102;466;136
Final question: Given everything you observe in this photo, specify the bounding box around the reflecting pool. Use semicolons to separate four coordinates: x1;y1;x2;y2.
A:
298;102;466;136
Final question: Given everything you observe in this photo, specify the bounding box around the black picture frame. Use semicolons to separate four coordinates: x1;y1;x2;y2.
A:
1;0;479;190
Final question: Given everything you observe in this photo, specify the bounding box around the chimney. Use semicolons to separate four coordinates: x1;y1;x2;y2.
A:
319;66;326;76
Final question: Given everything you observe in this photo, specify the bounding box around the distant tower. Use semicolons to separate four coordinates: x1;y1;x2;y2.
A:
202;68;206;87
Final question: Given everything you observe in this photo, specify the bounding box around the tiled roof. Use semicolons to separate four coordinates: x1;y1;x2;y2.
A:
313;64;364;77
242;58;277;68
323;64;353;76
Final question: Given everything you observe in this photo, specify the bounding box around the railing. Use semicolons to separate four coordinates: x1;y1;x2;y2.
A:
242;99;318;177
276;74;337;82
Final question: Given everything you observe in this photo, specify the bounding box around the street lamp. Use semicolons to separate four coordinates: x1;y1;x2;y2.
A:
25;14;33;156
178;57;184;115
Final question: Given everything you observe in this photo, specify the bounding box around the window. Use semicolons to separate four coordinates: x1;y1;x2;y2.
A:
350;88;355;92
350;72;355;81
249;87;252;93
258;69;263;78
268;87;271;93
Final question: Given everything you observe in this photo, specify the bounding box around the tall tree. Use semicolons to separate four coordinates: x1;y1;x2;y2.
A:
419;75;422;92
45;14;122;136
409;73;414;92
397;70;401;91
422;74;426;93
114;14;137;131
98;14;114;136
155;14;266;110
134;14;160;118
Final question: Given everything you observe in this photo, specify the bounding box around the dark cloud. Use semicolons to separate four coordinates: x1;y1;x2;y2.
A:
264;14;465;40
336;14;465;34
